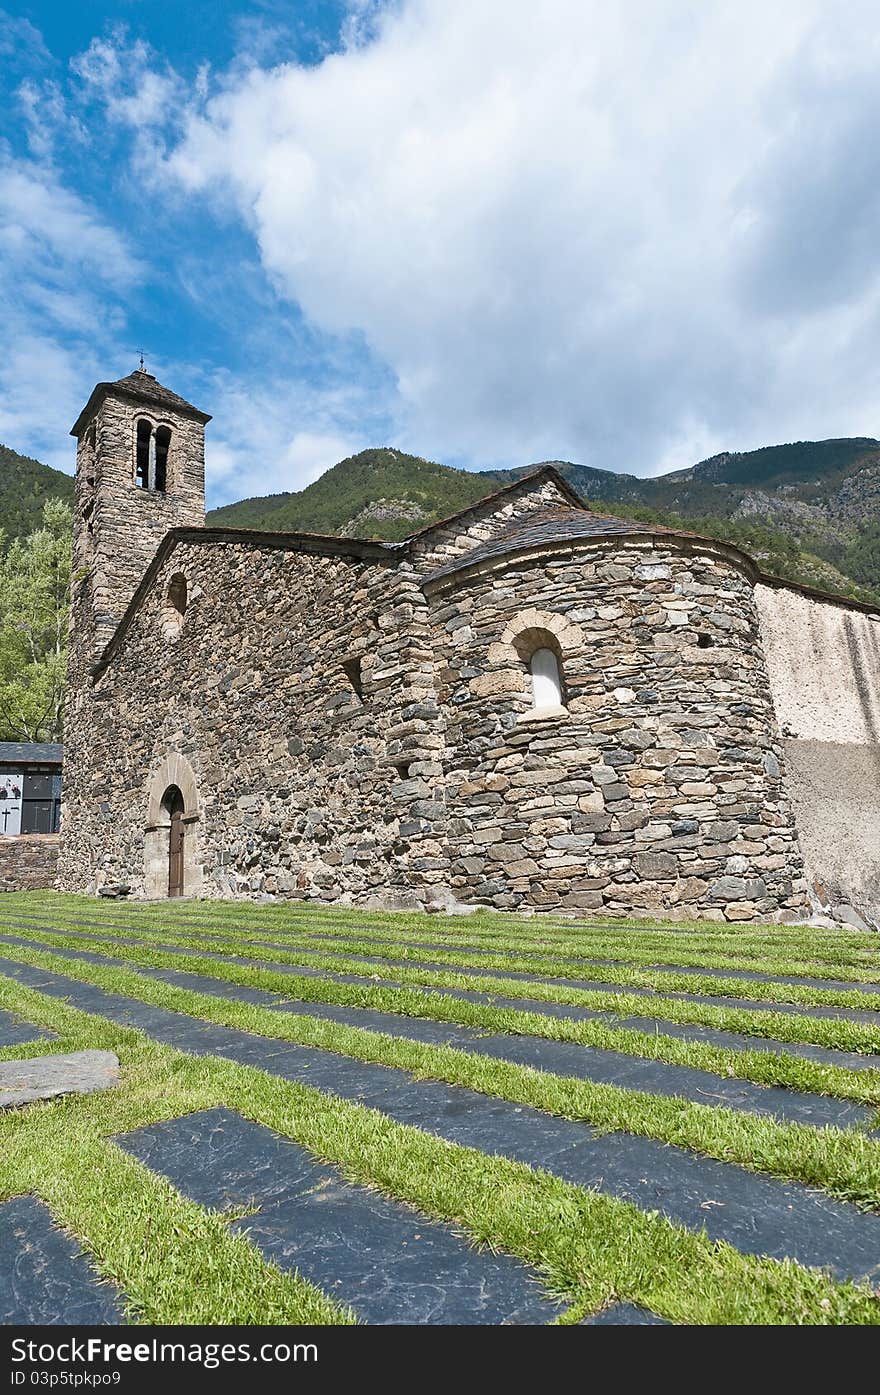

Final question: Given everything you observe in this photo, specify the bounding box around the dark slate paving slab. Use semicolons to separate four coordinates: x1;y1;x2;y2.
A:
241;936;880;1001
582;1302;669;1325
2;935;871;1128
0;1195;123;1324
6;919;880;1001
2;956;880;1289
117;1107;559;1325
7;930;880;1078
0;1006;54;1048
246;945;880;1024
0;1050;119;1109
452;1034;873;1130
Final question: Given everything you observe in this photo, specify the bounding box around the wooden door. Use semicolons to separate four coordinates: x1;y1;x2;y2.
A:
168;810;184;898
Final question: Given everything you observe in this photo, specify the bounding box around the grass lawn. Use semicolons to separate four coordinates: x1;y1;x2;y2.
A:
1;892;880;1326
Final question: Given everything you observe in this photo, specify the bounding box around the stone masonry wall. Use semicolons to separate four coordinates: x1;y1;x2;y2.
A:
72;388;206;663
0;835;59;892
427;538;808;921
57;536;450;905
409;474;574;574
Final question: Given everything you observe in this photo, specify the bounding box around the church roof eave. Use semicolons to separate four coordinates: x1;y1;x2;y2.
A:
71;370;212;437
90;525;395;681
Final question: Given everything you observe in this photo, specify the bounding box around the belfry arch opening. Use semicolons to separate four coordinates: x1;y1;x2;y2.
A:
135;420;172;493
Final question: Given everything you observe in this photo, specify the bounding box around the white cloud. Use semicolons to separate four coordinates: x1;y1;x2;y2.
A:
201;368;379;507
161;0;880;474
0;156;142;467
71;34;184;131
0;159;140;289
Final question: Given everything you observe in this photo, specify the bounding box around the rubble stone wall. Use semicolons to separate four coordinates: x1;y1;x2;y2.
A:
0;835;59;892
57;537;450;904
427;537;808;920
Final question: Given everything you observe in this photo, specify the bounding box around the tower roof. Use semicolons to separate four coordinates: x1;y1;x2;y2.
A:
70;368;212;437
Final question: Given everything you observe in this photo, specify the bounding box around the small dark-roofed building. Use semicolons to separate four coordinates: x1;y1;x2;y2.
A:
0;743;63;836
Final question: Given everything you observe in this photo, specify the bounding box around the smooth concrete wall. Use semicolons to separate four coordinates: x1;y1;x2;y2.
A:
755;584;880;923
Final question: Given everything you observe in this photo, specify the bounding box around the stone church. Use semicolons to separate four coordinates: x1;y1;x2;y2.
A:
57;369;880;925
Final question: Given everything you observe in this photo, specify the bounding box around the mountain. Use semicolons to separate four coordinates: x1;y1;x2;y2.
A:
207;447;492;542
207;438;880;603
510;440;880;600
3;431;876;605
0;444;74;541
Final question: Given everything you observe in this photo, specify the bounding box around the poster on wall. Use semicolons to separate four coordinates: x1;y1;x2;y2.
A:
0;769;23;836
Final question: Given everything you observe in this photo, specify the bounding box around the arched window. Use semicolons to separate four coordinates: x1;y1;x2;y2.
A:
529;646;563;710
154;426;171;492
135;420;172;492
135;419;151;489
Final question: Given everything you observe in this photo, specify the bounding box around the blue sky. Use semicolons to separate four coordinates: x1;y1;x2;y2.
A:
2;1;880;507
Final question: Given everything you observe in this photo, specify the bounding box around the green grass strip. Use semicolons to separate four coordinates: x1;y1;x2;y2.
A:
9;891;877;966
8;898;880;976
6;926;880;1067
6;901;879;986
1;976;880;1325
15;916;880;1014
5;947;880;1217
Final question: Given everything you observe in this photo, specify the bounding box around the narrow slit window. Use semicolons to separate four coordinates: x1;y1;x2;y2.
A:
162;573;187;639
154;426;171;492
135;420;151;489
342;657;363;699
530;647;563;710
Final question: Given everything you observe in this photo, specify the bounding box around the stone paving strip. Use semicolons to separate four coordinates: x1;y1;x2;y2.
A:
165;942;880;1024
117;1106;562;1325
8;919;880;1016
0;1005;53;1048
0;935;874;1130
4;926;880;1032
155;923;880;995
0;1195;123;1324
139;931;880;998
2;955;880;1289
4;930;880;1080
5;913;879;991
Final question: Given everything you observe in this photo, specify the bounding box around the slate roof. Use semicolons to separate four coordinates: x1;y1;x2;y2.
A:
403;465;586;543
0;743;63;765
71;370;212;437
425;506;688;581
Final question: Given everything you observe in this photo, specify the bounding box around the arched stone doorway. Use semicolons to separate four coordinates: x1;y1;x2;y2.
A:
164;785;185;897
145;754;201;899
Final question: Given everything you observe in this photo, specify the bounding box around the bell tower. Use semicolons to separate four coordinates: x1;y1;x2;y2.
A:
69;367;211;663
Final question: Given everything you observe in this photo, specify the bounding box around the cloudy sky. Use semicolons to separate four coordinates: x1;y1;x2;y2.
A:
2;1;880;506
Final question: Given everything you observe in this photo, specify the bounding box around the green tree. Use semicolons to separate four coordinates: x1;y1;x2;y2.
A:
0;498;71;742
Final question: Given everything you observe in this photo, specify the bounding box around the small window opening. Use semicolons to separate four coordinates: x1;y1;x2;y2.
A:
530;647;563;710
162;573;187;639
135;419;151;489
696;633;714;649
392;760;412;779
342;657;363;699
154;426;171;493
